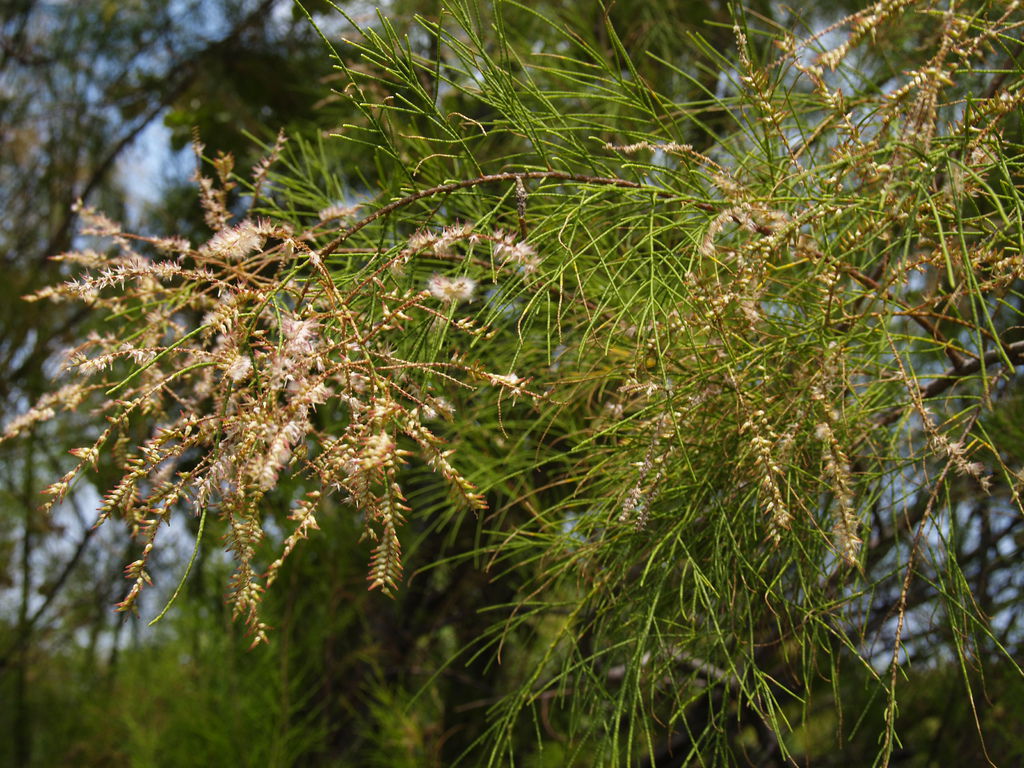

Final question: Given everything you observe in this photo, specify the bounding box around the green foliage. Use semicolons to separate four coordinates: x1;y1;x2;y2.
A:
4;0;1024;765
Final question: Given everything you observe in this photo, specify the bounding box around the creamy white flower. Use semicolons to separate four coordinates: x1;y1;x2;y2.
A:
202;220;264;261
318;203;359;222
225;354;253;382
427;274;476;303
407;229;437;251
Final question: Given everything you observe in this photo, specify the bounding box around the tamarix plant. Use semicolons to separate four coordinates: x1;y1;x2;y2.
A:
5;0;1024;763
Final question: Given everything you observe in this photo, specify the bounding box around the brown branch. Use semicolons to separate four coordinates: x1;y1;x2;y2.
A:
875;339;1024;428
919;340;1024;399
844;265;967;370
319;171;715;258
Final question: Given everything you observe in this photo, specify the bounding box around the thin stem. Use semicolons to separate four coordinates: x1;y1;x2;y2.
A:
318;170;715;258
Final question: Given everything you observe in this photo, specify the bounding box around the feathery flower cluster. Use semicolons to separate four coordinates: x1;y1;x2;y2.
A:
815;421;861;566
618;414;675;529
201;219;267;261
603;140;692;154
427;273;477;303
492;230;539;273
929;432;991;492
742;409;791;544
404;223;475;258
2;148;498;642
699;205;757;259
318;203;360;222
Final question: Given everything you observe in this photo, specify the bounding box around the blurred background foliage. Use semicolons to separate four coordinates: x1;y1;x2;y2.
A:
1;1;1023;766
